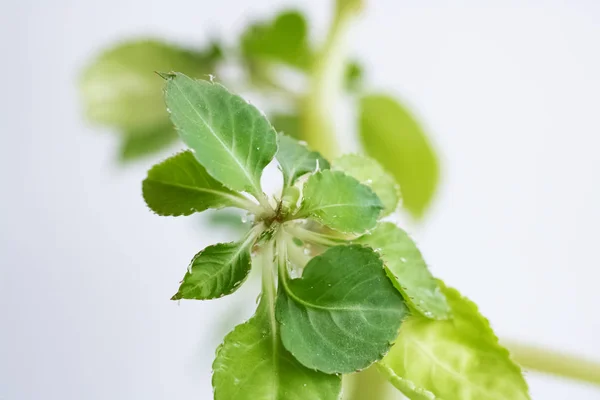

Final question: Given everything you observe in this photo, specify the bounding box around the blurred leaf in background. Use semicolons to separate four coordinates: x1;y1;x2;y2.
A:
80;39;222;161
359;94;440;218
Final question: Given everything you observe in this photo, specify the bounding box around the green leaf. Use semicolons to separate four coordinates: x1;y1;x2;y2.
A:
359;94;439;218
212;243;341;400
118;124;179;162
276;245;408;374
356;222;450;319
378;281;530;400
163;73;277;198
297;170;383;233
271;113;301;140
143;151;257;217
80;39;220;132
332;154;400;216
240;10;311;71
171;239;254;300
276;134;330;187
344;60;363;91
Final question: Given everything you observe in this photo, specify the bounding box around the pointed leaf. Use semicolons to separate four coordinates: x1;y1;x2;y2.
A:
359;94;439;218
298;170;383;233
163;73;277;197
80;40;220;132
333;154;401;216
356;222;450;319
143;151;255;217
276;245;408;374
379;281;530;400
213;298;341;400
171;239;254;300
276;134;330;187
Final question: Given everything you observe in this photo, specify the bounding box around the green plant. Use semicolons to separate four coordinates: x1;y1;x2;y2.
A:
141;72;529;399
80;0;600;398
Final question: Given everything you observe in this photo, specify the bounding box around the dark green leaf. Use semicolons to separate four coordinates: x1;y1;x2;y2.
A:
333;154;400;216
356;222;450;319
80;39;220;132
297;170;383;233
379;281;530;400
277;245;408;374
276;134;330;187
163;73;277;198
171;239;254;300
359;94;439;218
143;151;258;216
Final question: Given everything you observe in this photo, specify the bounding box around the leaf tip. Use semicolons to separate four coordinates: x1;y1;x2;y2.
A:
155;71;176;80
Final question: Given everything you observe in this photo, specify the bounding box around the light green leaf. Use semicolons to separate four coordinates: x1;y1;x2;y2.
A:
80;39;220;132
333;154;400;216
378;281;530;400
276;134;330;187
359;94;439;218
356;222;450;319
212;245;341;400
276;245;408;374
171;239;254;300
163;73;277;198
118;124;179;162
240;10;311;71
297;170;383;233
142;151;258;216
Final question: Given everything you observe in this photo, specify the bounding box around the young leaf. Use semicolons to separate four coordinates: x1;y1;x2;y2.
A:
80;40;220;132
118;124;178;162
163;73;277;199
356;222;450;319
378;281;530;400
297;170;383;233
276;245;408;374
240;10;311;71
333;154;401;216
212;298;341;400
359;94;439;218
276;134;330;187
171;239;254;300
143;151;259;216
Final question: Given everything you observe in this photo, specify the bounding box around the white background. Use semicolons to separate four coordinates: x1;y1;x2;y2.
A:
1;0;599;399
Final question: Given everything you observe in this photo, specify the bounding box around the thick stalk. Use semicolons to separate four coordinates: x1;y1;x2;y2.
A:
301;0;363;159
506;341;600;386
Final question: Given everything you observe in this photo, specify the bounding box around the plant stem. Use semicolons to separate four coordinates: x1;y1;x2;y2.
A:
506;341;600;386
301;0;363;159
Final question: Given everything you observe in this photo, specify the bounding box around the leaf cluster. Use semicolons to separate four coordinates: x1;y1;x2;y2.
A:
143;74;530;400
81;8;438;217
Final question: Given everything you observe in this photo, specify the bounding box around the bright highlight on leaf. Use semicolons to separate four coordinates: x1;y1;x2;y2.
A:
333;154;400;216
276;134;330;187
276;245;408;374
162;73;277;199
356;222;450;319
359;94;439;218
378;282;530;400
143;151;258;216
297;170;383;233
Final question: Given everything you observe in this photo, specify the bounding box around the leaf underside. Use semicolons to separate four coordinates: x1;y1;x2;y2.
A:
379;282;530;400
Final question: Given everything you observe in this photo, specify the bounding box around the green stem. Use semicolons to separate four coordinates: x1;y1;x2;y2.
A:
506;341;600;386
301;0;363;159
